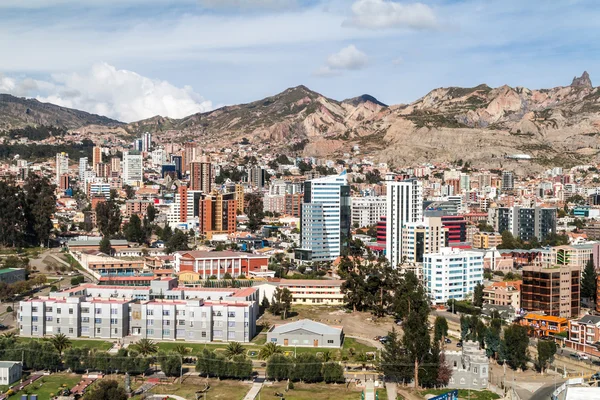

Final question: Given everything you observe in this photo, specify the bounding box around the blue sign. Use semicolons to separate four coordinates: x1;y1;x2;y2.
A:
430;390;459;400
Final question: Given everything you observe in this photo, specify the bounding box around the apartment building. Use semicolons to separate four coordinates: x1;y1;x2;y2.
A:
19;281;258;343
423;247;484;304
569;315;600;347
122;151;143;185
482;281;521;310
472;232;502;249
190;157;212;193
351;196;386;228
521;264;580;318
491;206;556;242
537;244;596;272
126;199;152;217
401;217;446;264
198;192;237;239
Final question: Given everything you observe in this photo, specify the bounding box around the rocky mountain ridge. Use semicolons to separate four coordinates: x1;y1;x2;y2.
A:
1;72;600;171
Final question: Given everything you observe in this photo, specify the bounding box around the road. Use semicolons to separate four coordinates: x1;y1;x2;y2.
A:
530;382;561;400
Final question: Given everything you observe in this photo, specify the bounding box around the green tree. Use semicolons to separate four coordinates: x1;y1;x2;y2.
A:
160;225;173;242
259;342;282;360
322;362;345;383
485;318;502;359
165;229;189;253
84;379;127;400
174;344;190;357
266;354;292;381
434;316;449;344
50;333;72;355
146;204;157;223
96;195;122;237
99;236;112;255
123;214;145;243
291;353;322;383
499;324;529;370
536;340;557;373
245;192;264;232
381;327;410;383
498;230;517;249
131;338;158;357
473;283;485;307
159;352;182;377
270;287;293;319
195;349;222;377
23;174;56;247
581;257;597;301
224;342;245;359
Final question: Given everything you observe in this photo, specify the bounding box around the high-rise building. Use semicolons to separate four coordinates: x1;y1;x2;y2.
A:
385;178;423;268
521;264;580;318
79;157;88;181
110;157;121;174
92;146;102;167
441;215;467;245
55;152;69;185
284;193;303;218
151;148;167;167
296;172;351;262
142;132;152;152
198;192;238;239
59;174;70;191
133;139;143;152
401;217;445;264
122;151;143;185
248;166;266;188
423;247;484;304
171;155;183;179
502;171;514;193
351;196;387;228
183;142;198;172
235;184;245;214
491;206;557;242
190;156;212;193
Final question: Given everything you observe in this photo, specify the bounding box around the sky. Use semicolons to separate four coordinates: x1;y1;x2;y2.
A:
0;0;598;122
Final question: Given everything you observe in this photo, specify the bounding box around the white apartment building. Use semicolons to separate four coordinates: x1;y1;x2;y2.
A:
79;157;88;181
122;151;143;185
151;148;167;167
55;152;69;184
88;182;111;198
351;196;386;228
142;132;152;152
19;280;258;343
401;217;446;264
386;178;423;268
297;172;351;263
423;247;484;304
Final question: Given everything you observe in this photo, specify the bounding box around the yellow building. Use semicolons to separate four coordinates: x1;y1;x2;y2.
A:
473;232;502;249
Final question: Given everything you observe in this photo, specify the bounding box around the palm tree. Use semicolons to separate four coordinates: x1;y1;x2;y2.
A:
174;344;190;357
224;342;244;359
259;342;282;360
1;332;16;340
50;333;72;355
320;350;332;362
131;338;158;357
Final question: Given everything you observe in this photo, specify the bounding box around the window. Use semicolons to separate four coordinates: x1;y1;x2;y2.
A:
228;312;235;318
95;318;102;324
163;320;171;326
45;307;53;312
178;320;185;326
327;340;334;344
474;367;478;373
228;332;236;339
81;308;90;314
110;318;117;325
32;326;38;332
146;329;154;335
45;316;53;322
114;328;118;334
96;328;101;334
147;309;153;316
56;318;61;324
214;330;222;337
56;308;61;314
201;312;207;318
95;308;102;315
228;321;236;327
69;328;74;334
57;327;61;333
163;329;171;336
201;332;207;338
111;308;118;315
69;308;74;315
82;317;89;323
32;307;38;312
147;320;154;326
163;310;170;316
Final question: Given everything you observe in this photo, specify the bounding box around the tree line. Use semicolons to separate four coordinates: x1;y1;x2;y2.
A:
0;175;56;248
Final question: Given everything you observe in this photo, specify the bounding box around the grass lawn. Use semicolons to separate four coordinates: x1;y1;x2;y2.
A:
18;337;113;351
262;382;386;400
8;373;81;399
148;377;250;400
421;389;500;400
343;337;376;353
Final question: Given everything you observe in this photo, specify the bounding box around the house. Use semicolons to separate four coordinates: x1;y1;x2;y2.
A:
482;281;521;310
520;313;568;338
568;315;600;348
0;361;22;385
267;319;344;348
481;304;516;322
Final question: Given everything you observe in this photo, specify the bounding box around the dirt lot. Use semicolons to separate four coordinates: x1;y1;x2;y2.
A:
259;305;399;343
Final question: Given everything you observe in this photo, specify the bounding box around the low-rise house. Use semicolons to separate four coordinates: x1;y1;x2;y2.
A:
483;281;521;310
568;315;600;347
0;361;22;385
267;319;344;348
520;313;568;338
445;341;489;390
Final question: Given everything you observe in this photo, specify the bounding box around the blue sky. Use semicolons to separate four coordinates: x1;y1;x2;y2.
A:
0;0;598;122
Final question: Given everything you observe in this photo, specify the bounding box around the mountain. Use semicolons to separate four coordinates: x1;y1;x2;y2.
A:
2;73;600;171
0;94;122;131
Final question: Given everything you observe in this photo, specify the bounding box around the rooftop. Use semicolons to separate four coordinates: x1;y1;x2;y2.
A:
0;268;23;275
269;319;343;335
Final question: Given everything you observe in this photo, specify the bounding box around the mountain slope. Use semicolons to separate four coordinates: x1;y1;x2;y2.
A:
0;94;122;131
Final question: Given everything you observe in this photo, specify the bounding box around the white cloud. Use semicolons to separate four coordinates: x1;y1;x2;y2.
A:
314;45;368;77
197;0;297;10
344;0;438;30
2;63;212;122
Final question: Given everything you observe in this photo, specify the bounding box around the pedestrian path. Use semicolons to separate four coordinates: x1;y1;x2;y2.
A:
364;380;375;400
243;381;264;400
385;382;397;400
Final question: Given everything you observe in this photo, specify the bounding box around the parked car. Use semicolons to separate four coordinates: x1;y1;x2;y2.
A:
379;336;390;344
579;354;590;360
456;341;463;348
570;353;589;361
591;372;600;380
444;338;452;344
0;324;8;330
